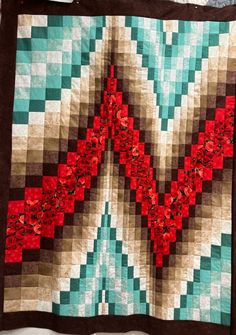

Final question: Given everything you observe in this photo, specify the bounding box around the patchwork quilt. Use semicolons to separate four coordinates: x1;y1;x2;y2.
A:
0;0;236;334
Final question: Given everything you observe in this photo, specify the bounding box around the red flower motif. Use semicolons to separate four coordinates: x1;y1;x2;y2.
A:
205;140;214;152
32;223;41;234
5;65;235;266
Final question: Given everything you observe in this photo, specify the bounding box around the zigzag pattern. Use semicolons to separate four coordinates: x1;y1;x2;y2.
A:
3;14;236;326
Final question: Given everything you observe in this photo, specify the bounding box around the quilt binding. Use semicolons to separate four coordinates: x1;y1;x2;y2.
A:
0;0;235;334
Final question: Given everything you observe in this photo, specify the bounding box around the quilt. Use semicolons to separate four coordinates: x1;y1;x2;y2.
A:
0;0;236;334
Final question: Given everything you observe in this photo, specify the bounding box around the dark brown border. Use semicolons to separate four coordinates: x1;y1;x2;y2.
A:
15;0;236;21
0;0;236;334
1;312;230;335
0;0;18;331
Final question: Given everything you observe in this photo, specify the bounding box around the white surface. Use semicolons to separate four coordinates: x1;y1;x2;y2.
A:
49;0;73;3
171;0;236;6
0;329;147;335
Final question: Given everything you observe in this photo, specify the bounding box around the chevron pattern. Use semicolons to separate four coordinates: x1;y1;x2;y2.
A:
3;15;236;327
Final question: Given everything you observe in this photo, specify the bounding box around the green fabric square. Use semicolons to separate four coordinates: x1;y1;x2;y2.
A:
69;292;79;304
142;54;149;67
62;64;72;76
180;308;187;319
116;241;122;253
96;27;103;39
70;279;80;291
188;70;195;82
72;65;81;78
29;100;45;112
46;76;62;88
125;16;132;27
181;82;188;94
221;312;230;325
195;58;202;71
174;309;180;319
209;34;219;46
187;282;193;295
161;118;168;131
178;21;186;33
81;39;90;53
211;298;221;310
164;57;171;69
109;240;116;253
63;16;73;27
13;112;28;124
52;303;60;314
48;15;63;27
60;292;70;304
31;38;48;51
17;38;31;51
222;234;231;247
180;296;187;308
72;50;81;63
221;260;231;273
211;245;221;259
86;252;94;265
80;265;86;278
201;256;211;270
122;254;128;267
200;270;211;283
221;298;231;313
202;46;209;58
148;68;155;80
175;94;182;105
60;305;71;315
46;88;61;100
221;246;231;260
78;279;86;291
192;294;200;307
62;76;71;89
109;303;115;314
172;33;178;45
81;52;90;65
30;88;46;100
222;287;231;299
219;22;229;33
128;267;134;279
31;27;48;39
110;228;116;240
90;39;96;52
201;310;211;322
48;27;63;39
194;270;200;283
165;45;172;57
186;295;193;306
85;265;95;278
14;99;29;112
133;278;140;290
210;310;221;323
